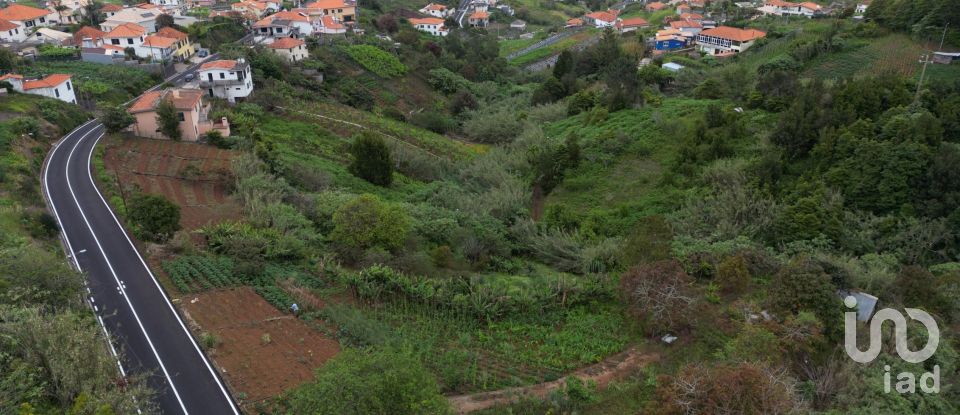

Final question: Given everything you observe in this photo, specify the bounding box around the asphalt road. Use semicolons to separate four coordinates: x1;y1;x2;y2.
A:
42;61;238;414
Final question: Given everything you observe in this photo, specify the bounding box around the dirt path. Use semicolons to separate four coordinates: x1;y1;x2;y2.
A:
447;346;659;414
530;183;545;222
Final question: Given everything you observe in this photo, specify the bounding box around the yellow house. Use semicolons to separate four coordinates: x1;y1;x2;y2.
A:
156;27;195;62
304;0;356;23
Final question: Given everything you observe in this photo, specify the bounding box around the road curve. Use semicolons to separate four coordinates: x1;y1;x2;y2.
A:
42;120;239;414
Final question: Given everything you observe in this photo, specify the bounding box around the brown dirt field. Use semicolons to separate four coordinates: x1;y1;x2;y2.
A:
103;138;242;230
180;287;340;408
447;347;659;414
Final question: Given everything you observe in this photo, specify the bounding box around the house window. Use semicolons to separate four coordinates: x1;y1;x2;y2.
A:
112;38;120;45
54;88;60;97
177;112;185;121
66;81;71;90
128;38;134;44
219;72;224;79
39;17;45;23
26;21;34;27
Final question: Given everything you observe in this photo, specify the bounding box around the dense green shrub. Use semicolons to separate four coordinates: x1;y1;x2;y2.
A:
331;194;410;253
127;193;181;242
286;347;449;415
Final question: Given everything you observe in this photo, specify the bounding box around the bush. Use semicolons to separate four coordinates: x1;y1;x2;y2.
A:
331;194;410;253
101;105;135;133
127;193;181;242
286;348;449;415
348;132;393;186
620;260;697;333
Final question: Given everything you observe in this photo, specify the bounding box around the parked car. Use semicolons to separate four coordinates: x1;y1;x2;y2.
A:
184;73;195;82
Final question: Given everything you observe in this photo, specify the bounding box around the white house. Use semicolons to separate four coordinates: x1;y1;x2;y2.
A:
854;0;869;18
696;26;766;55
198;59;254;103
34;27;72;45
104;23;145;51
101;8;163;33
150;0;184;8
140;34;177;61
252;11;313;43
0;73;76;104
0;19;27;43
47;0;91;25
419;3;454;18
583;10;617;28
267;37;308;62
100;3;123;17
0;4;53;31
761;0;822;17
409;17;447;36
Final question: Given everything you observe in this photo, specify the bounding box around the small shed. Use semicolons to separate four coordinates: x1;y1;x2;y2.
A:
510;19;527;31
933;52;960;65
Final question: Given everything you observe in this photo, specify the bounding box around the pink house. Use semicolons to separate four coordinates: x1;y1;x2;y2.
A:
128;88;229;141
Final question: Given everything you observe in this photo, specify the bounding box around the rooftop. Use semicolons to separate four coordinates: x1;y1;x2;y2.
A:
699;25;766;41
129;88;205;113
23;74;71;90
267;36;304;48
0;4;50;21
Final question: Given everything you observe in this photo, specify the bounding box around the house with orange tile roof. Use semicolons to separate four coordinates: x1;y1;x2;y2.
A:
140;34;177;61
566;17;584;27
101;7;163;33
0;73;76;104
584;10;618;28
468;10;488;27
615;17;650;33
0;4;52;30
304;0;357;23
0;18;27;43
104;22;146;51
253;11;314;42
128;88;230;141
101;3;123;17
267;37;308;62
760;0;822;17
71;25;106;47
156;26;194;61
645;1;667;12
419;3;454;18
409;16;447;36
315;14;346;34
231;0;273;18
696;26;765;55
198;59;253;103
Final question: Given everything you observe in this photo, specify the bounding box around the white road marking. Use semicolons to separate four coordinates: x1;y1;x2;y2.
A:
87;128;240;414
62;126;191;414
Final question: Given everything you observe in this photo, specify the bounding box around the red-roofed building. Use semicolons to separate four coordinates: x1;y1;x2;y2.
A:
584;10;618;28
253;11;314;42
645;1;667;11
156;27;195;61
0;4;52;29
101;3;123;17
761;0;822;17
128;88;230;141
410;16;447;36
268;37;308;62
198;59;253;103
419;2;454;18
566;17;584;27
468;10;489;27
72;26;106;47
303;0;356;23
0;18;26;42
614;17;649;33
696;26;766;55
2;73;75;104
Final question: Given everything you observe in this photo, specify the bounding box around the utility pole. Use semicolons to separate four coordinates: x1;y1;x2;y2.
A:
938;23;949;51
915;52;932;102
